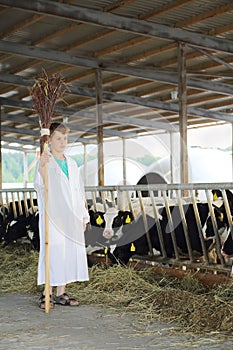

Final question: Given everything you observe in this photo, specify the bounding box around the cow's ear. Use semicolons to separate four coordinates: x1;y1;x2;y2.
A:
213;192;218;201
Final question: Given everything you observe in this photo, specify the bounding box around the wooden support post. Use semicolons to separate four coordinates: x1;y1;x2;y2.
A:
23;151;28;188
122;138;126;185
83;143;87;187
0;105;2;190
232;123;233;180
95;69;104;186
178;42;188;196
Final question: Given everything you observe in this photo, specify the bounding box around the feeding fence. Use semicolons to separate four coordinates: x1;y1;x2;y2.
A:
1;182;232;280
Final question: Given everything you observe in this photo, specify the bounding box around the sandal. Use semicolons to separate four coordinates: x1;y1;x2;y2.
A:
38;294;55;309
55;293;79;306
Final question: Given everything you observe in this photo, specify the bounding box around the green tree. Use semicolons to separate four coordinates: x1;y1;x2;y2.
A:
1;150;96;183
2;152;24;182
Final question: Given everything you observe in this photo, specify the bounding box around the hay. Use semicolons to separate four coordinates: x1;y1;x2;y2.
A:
1;243;232;334
1;243;39;294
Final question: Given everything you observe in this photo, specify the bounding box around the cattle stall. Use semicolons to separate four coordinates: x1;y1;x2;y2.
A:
1;183;232;283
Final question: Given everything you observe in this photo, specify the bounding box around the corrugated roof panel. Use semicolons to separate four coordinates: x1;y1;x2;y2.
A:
0;0;233;150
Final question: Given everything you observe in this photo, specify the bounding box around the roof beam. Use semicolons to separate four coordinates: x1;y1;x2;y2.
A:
0;112;39;126
0;75;232;124
0;97;178;132
0;40;232;97
1;125;37;136
1;0;233;54
0;112;131;139
0;111;139;140
1;123;98;146
1;135;38;147
0;134;93;148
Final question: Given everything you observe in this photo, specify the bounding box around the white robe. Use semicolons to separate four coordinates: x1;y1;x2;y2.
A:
34;155;89;286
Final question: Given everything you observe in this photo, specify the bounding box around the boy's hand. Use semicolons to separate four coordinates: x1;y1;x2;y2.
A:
83;219;87;232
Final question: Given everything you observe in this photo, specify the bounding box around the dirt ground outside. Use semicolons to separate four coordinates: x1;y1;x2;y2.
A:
0;293;233;350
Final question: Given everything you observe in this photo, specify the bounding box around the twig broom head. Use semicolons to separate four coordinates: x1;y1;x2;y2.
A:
31;69;66;152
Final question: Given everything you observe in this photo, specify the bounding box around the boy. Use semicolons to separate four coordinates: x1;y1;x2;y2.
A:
34;122;89;308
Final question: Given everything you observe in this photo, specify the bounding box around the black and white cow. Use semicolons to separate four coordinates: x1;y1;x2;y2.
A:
220;229;233;277
85;207;134;254
26;209;40;251
0;205;9;242
85;208;107;251
108;201;222;266
107;213;170;265
2;215;29;246
1;205;39;250
212;189;233;213
221;229;233;258
7;198;38;220
207;189;233;264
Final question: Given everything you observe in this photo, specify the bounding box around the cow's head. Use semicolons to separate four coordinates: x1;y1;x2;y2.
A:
102;208;134;240
203;206;228;240
221;229;233;258
26;210;40;251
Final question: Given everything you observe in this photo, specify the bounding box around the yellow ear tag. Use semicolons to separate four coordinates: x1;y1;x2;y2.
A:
104;247;108;254
213;192;218;201
125;215;131;224
219;212;224;222
96;215;104;225
130;243;136;252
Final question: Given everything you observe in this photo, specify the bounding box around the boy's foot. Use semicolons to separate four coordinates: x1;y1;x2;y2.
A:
55;293;79;306
38;294;55;309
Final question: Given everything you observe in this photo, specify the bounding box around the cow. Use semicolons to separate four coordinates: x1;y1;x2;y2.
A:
2;215;29;246
7;198;38;220
220;229;233;277
26;209;40;251
85;208;107;252
221;229;233;258
203;189;233;264
0;205;9;242
212;189;233;212
108;201;221;266
107;213;171;265
1;206;39;250
85;207;134;254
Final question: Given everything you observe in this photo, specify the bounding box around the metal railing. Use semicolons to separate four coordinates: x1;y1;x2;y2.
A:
1;182;232;275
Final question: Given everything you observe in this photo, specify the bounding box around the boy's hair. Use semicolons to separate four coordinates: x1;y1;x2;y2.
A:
50;122;70;136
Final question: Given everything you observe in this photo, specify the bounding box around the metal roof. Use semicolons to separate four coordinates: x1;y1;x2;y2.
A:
0;0;233;151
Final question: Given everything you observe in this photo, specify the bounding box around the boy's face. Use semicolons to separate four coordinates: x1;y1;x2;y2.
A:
49;130;68;153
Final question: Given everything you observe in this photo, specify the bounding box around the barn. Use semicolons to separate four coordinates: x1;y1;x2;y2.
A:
1;3;233;345
0;1;233;284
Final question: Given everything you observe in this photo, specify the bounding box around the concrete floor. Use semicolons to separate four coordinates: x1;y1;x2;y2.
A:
0;294;232;350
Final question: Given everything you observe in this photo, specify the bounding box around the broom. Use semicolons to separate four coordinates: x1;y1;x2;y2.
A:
31;69;66;313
